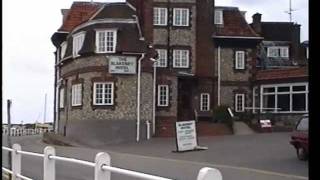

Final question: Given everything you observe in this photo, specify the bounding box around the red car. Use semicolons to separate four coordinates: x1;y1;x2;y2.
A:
290;114;309;161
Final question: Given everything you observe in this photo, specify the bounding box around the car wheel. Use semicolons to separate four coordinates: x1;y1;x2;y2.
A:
296;147;307;161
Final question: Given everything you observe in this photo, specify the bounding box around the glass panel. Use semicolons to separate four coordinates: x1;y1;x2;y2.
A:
278;86;290;92
292;93;306;111
293;86;306;92
263;94;275;112
263;87;275;93
296;118;308;131
277;94;290;111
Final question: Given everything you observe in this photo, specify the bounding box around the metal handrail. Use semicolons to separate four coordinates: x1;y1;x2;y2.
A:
49;155;95;167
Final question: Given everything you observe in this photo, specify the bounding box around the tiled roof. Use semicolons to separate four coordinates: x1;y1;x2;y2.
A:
256;67;308;81
258;22;300;41
58;2;103;32
214;7;259;38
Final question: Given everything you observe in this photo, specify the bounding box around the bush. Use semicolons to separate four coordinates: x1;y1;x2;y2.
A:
237;111;255;125
213;105;233;129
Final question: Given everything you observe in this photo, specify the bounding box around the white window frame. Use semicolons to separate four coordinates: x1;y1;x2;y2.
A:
200;93;210;111
59;88;64;108
153;7;168;26
214;10;223;25
93;82;114;106
173;8;189;26
95;29;117;53
235;51;245;69
260;83;308;113
157;85;169;107
60;41;67;60
155;49;167;67
71;84;82;106
267;46;289;58
173;49;189;68
72;32;85;57
235;94;245;112
280;47;289;58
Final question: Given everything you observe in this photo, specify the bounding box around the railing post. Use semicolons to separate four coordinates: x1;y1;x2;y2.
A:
12;144;21;180
94;152;111;180
44;146;56;180
197;167;223;180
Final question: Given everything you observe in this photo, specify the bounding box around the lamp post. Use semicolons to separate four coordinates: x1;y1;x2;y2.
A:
149;58;159;135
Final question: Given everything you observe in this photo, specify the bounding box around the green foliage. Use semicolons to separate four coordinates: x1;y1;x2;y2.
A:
213;105;233;128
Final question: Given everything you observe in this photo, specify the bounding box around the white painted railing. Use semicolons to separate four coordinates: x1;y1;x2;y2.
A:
2;144;223;180
2;128;53;136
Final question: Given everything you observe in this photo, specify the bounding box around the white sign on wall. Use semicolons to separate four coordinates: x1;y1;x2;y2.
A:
175;120;198;152
108;56;137;74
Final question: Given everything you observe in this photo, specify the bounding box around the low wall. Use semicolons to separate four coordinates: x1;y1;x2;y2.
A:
64;120;148;147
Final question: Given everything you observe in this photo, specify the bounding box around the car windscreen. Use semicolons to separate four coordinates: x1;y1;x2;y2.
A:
296;117;308;131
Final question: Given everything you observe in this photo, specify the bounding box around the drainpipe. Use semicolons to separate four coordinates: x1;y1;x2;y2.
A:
136;53;145;142
217;46;221;106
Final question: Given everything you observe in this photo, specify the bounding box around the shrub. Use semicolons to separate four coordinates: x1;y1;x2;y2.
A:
213;105;233;129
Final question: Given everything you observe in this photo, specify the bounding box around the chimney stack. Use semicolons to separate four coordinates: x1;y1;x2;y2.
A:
252;13;262;34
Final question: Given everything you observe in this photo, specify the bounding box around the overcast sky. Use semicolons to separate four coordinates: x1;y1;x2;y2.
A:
2;0;308;124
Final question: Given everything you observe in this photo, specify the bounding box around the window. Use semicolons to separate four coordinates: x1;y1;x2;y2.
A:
200;93;210;111
96;30;117;53
260;83;308;113
59;88;64;108
173;50;189;68
71;84;82;106
214;10;223;25
154;8;167;26
158;85;169;107
173;8;189;26
235;94;245;112
73;32;85;57
267;46;289;58
296;117;308;131
155;49;167;67
60;41;67;59
235;51;245;69
306;47;309;59
93;82;114;105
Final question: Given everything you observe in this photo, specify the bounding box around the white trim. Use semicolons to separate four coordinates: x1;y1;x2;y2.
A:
153;7;168;26
173;49;189;68
95;29;117;53
235;94;245;112
89;4;106;21
126;2;137;11
93;82;114;106
72;32;86;58
71;84;82;106
60;41;67;60
71;19;137;34
59;88;64;108
214;10;223;25
173;8;189;26
155;49;167;67
200;93;210;111
212;35;263;39
235;51;245;69
157;85;169;107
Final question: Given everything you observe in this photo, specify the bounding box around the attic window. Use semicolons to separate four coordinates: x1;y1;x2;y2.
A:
267;46;289;58
96;29;117;53
214;10;223;25
60;41;67;60
72;32;85;58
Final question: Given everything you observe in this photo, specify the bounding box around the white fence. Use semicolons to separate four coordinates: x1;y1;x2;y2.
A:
2;144;223;180
2;128;53;136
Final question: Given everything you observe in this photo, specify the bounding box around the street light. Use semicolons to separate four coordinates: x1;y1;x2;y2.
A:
150;58;159;136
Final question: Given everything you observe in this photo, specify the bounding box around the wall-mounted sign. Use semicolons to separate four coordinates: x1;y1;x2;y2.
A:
175;120;198;152
108;56;136;74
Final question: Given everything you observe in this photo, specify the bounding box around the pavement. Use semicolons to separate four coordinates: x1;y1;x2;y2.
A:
232;121;255;135
2;133;308;180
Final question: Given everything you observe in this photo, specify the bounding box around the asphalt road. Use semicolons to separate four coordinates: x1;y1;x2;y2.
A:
2;133;308;180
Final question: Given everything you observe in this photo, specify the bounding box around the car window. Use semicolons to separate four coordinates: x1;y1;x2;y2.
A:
296;117;308;131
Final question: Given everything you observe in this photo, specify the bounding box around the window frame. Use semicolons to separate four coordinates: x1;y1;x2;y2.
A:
173;8;190;26
260;83;308;113
157;85;169;107
235;51;245;69
153;7;168;26
155;49;167;67
200;93;210;111
93;82;114;106
72;32;86;58
214;10;223;25
173;49;190;68
267;46;289;58
71;83;82;106
95;29;117;53
59;88;64;108
235;94;245;112
60;41;67;60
